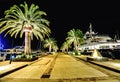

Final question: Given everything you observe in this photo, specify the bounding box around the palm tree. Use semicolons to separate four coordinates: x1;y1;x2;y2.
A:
52;43;59;52
0;2;51;55
60;41;71;52
43;38;57;52
66;28;84;51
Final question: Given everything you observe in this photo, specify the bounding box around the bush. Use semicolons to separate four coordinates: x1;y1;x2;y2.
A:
72;51;81;56
12;54;38;62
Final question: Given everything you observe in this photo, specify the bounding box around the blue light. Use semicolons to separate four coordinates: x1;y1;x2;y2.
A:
0;35;4;50
0;32;11;49
0;40;4;50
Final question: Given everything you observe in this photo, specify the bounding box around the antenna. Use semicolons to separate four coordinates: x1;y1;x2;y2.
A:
116;30;119;39
89;23;93;39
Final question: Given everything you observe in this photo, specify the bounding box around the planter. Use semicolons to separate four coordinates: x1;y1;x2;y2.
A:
12;57;38;62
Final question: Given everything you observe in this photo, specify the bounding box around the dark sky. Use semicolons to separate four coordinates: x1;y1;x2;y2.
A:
0;0;120;48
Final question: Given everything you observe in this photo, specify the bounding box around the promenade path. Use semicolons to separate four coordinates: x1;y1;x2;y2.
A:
2;53;119;82
1;54;57;80
50;53;108;79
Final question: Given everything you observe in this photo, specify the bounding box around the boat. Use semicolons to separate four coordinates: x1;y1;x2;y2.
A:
78;23;120;51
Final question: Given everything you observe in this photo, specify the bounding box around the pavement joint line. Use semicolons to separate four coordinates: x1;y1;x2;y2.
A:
41;54;58;78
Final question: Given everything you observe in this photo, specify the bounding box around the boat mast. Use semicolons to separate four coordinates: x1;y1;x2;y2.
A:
89;23;93;39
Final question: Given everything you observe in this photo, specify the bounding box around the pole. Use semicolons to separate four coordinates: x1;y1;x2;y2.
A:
9;54;12;64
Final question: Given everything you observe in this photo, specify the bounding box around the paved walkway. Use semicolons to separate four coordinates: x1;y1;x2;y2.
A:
50;54;108;79
0;53;120;82
1;55;57;79
0;60;11;66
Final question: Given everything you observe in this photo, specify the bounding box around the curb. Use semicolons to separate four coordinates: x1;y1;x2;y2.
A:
0;64;28;78
89;61;120;73
0;55;47;78
75;56;120;73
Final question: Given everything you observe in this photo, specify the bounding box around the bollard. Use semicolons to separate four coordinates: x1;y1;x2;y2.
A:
9;54;12;64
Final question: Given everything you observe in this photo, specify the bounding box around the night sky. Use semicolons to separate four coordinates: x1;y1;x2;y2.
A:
0;0;120;48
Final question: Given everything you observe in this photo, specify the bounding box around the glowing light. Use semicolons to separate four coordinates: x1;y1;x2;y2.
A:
0;32;10;49
0;35;4;50
91;49;102;58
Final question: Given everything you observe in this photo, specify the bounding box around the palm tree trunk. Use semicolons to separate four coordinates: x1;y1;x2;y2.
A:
25;32;31;55
66;47;68;52
74;41;78;51
49;45;51;52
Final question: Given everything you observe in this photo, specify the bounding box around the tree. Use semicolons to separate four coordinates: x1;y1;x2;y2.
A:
0;2;51;55
44;38;58;52
66;28;84;51
60;41;71;52
52;43;59;52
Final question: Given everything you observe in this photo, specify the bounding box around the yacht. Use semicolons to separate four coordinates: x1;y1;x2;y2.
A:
79;23;120;51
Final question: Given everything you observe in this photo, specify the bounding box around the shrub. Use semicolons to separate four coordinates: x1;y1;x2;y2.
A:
12;54;38;62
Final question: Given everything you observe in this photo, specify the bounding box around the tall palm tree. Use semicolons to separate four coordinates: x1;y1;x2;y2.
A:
0;2;51;55
60;41;71;52
43;38;57;52
66;28;84;51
